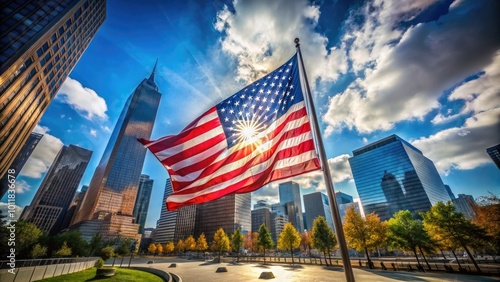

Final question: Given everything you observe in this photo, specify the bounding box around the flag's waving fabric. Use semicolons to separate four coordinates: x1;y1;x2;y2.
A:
139;54;320;211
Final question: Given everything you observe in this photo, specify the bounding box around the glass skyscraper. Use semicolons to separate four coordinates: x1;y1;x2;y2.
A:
155;179;177;243
21;144;92;234
486;144;500;169
279;181;304;232
303;192;334;232
71;63;161;241
349;135;451;221
133;174;154;235
0;132;42;198
0;0;106;179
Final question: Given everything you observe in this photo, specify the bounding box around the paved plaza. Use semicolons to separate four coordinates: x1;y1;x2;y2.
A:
118;257;500;282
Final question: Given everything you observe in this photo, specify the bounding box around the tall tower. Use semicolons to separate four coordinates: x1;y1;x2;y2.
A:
0;0;106;178
0;132;42;198
133;174;154;235
71;63;161;241
21;144;92;234
349;135;451;221
155;179;178;243
279;181;304;232
303;192;334;232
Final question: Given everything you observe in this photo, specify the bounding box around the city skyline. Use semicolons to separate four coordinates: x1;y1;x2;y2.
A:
1;0;499;230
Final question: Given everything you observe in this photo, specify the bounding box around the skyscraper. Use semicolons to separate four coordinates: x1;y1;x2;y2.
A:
303;192;334;232
21;144;92;234
349;135;451;221
452;194;477;220
0;0;106;179
444;184;456;200
279;181;303;231
486;144;500;169
71;63;161;241
0;132;42;198
195;193;251;242
251;206;272;233
133;174;154;235
155;179;177;243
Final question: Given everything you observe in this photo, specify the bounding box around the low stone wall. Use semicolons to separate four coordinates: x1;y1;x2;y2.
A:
0;258;98;282
129;266;182;282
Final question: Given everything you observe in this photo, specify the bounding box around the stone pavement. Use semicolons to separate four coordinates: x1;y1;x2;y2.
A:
122;257;500;282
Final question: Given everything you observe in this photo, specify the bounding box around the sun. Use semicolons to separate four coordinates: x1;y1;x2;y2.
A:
234;117;266;147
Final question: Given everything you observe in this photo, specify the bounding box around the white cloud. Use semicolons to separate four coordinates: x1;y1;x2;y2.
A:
0;202;23;222
20;125;64;178
323;0;500;134
101;126;111;133
14;179;31;194
57;77;108;120
90;129;97;137
215;0;347;85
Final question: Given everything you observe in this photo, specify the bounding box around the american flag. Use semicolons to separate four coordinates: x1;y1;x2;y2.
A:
139;54;320;211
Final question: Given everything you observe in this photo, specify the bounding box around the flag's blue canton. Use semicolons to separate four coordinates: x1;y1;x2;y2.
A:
216;55;304;149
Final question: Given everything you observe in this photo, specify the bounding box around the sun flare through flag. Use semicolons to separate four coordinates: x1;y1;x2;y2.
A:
139;54;321;211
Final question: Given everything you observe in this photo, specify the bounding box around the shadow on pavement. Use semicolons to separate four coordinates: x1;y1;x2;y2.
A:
361;269;430;281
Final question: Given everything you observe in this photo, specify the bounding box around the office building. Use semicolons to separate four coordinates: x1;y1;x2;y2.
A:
335;191;354;205
62;184;88;229
486;144;500;169
338;201;361;223
452;194;477;220
71;63;161;241
195;193;251;242
0;0;106;179
0;132;42;198
270;213;288;244
254;199;271;210
174;204;197;241
349;135;451;221
279;181;304;231
155;179;177;243
444;185;455;200
303;192;334;232
21;144;92;234
133;174;154;234
251;206;272;233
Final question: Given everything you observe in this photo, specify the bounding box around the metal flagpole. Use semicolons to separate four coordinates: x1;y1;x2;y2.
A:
295;38;355;282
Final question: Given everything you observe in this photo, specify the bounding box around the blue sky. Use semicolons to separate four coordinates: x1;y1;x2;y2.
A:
2;0;499;229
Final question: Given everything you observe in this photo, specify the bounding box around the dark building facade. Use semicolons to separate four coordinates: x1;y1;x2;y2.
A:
71;64;161;241
279;181;303;232
486;144;500;169
155;179;177;243
21;144;92;234
303;192;334;232
0;0;106;178
133;174;154;235
349;135;451;221
195;193;251;242
0;132;42;198
251;207;272;233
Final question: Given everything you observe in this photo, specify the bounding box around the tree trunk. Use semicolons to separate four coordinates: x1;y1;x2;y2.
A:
263;248;266;264
328;249;332;266
323;251;327;266
412;248;421;266
218;250;221;263
291;247;294;265
439;247;446;259
418;246;431;270
364;247;373;269
451;249;462;269
463;245;481;272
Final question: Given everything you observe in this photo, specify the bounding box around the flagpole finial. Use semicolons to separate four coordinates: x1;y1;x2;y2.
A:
294;38;300;49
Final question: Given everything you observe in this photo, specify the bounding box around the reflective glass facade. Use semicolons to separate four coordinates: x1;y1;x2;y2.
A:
349;135;451;221
21;144;92;234
133;174;154;235
0;0;106;178
303;192;334;232
486;144;500;169
279;181;303;231
156;179;178;243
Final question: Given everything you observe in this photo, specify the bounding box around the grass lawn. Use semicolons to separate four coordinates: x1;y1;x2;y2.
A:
38;267;164;282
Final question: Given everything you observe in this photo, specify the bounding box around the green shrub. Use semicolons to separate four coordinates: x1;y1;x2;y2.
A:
95;258;104;268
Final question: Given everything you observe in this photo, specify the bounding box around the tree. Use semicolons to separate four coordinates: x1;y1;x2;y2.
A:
148;243;157;255
164;242;175;255
115;238;131;257
422;201;488;272
100;245;115;261
176;239;185;254
343;207;387;268
258;224;274;264
277;222;301;265
473;194;500;256
213;228;230;262
311;216;337;266
156;243;163;255
184;235;196;253
51;231;89;257
30;243;47;258
196;233;208;257
244;232;259;253
15;220;43;258
388;210;434;269
231;228;244;262
89;233;103;256
300;231;312;255
54;241;72;257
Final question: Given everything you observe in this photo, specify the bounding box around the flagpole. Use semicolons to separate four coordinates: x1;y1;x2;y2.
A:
295;38;355;282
